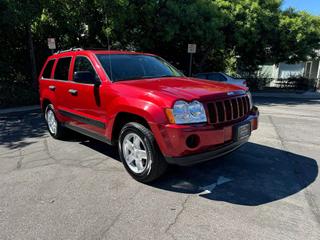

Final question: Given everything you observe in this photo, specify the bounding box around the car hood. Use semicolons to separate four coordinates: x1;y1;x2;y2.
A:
117;77;247;102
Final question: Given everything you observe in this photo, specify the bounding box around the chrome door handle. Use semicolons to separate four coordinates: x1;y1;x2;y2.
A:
68;89;78;95
49;85;56;91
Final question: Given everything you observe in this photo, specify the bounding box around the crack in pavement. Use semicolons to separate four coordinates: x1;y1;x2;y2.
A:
165;195;191;240
16;148;23;169
79;186;144;240
97;212;122;240
269;115;320;226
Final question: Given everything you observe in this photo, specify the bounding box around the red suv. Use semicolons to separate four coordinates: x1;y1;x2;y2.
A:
39;48;258;182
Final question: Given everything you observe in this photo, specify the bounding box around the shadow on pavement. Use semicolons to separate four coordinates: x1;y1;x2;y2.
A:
1;111;318;207
0;110;47;149
151;142;318;206
80;139;120;162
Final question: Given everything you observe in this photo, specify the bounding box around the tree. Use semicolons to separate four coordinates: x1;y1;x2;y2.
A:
0;0;43;86
275;9;320;63
214;0;283;73
1;0;320;107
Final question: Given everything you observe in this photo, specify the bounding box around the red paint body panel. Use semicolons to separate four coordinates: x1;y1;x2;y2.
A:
150;113;258;157
39;50;258;160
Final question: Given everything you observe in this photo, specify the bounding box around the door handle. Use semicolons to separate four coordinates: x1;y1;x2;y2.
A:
49;85;56;91
68;89;78;95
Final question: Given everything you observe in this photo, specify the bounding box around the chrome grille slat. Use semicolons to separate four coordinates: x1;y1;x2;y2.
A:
242;97;247;113
216;102;225;122
238;98;243;117
207;95;250;124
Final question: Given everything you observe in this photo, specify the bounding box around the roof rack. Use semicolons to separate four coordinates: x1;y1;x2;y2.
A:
85;48;109;50
54;48;83;54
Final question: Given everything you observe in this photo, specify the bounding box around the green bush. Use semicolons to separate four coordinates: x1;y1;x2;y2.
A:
0;79;39;108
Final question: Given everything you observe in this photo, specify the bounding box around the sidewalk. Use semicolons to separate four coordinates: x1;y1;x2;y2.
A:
252;91;320;99
0;105;40;115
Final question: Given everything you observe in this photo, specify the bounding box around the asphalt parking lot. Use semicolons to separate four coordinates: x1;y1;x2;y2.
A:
0;97;320;240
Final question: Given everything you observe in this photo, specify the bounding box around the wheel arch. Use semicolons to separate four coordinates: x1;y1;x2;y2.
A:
42;98;52;113
111;112;151;143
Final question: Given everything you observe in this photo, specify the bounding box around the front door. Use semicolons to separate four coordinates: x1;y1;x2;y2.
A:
60;56;107;136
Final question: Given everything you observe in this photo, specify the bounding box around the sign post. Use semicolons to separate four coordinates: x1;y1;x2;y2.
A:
188;44;196;76
48;38;56;54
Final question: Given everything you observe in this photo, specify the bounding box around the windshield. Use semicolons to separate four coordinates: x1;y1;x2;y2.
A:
96;54;183;82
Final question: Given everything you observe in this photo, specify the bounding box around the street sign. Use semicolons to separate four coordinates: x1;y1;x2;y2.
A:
48;38;56;50
188;44;197;53
188;44;196;76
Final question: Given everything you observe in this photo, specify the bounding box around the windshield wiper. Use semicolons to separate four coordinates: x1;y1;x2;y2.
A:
115;75;178;82
115;76;155;81
156;75;177;78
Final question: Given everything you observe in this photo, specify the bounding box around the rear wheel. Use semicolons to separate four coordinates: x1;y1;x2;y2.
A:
45;104;66;139
118;122;168;183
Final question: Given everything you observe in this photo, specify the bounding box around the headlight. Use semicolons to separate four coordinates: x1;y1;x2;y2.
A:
166;100;207;124
247;91;253;110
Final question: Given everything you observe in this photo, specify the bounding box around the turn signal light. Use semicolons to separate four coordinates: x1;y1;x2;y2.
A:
165;109;175;124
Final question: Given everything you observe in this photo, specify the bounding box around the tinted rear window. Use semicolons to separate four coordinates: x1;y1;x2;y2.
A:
42;59;55;79
54;57;71;80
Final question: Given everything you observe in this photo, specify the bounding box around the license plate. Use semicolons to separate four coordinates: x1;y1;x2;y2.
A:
237;123;251;140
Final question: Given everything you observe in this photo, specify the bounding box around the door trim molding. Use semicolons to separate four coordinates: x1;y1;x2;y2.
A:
59;109;106;129
64;123;112;145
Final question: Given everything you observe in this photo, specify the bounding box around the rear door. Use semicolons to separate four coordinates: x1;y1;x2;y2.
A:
59;55;107;136
51;56;74;123
39;59;56;107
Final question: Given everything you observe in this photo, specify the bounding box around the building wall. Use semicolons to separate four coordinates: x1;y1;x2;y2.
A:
310;60;319;79
258;64;275;78
278;63;305;78
258;63;305;79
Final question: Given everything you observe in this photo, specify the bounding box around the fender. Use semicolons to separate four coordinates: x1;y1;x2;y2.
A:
105;96;168;140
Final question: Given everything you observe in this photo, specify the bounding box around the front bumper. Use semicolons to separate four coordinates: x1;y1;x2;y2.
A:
165;137;248;166
150;107;259;166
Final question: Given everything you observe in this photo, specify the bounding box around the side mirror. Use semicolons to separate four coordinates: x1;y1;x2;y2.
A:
74;71;100;85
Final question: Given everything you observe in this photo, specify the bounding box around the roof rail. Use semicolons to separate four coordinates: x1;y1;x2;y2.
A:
54;48;83;54
85;48;109;50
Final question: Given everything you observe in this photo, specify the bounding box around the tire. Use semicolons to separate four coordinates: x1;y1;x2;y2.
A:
44;104;66;139
118;122;168;183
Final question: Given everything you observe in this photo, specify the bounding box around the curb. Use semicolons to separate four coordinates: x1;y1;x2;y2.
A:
252;92;320;100
0;105;40;115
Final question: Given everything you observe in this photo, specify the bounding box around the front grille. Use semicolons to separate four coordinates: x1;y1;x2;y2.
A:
206;95;250;124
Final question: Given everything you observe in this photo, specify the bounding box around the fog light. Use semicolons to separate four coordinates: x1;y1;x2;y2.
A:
186;134;200;149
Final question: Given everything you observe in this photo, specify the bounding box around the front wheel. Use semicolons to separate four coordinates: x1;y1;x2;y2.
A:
118;122;168;183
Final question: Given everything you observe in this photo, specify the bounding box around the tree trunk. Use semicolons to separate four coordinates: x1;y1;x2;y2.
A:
27;24;37;89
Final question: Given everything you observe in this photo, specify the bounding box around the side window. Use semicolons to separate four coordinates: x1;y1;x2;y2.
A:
42;59;55;79
54;57;72;81
73;56;98;84
208;73;226;82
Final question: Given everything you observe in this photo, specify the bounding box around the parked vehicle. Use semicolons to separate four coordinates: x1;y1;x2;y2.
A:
39;48;259;182
194;72;247;87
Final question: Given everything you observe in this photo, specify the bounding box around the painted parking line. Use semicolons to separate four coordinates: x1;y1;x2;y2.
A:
199;176;233;195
